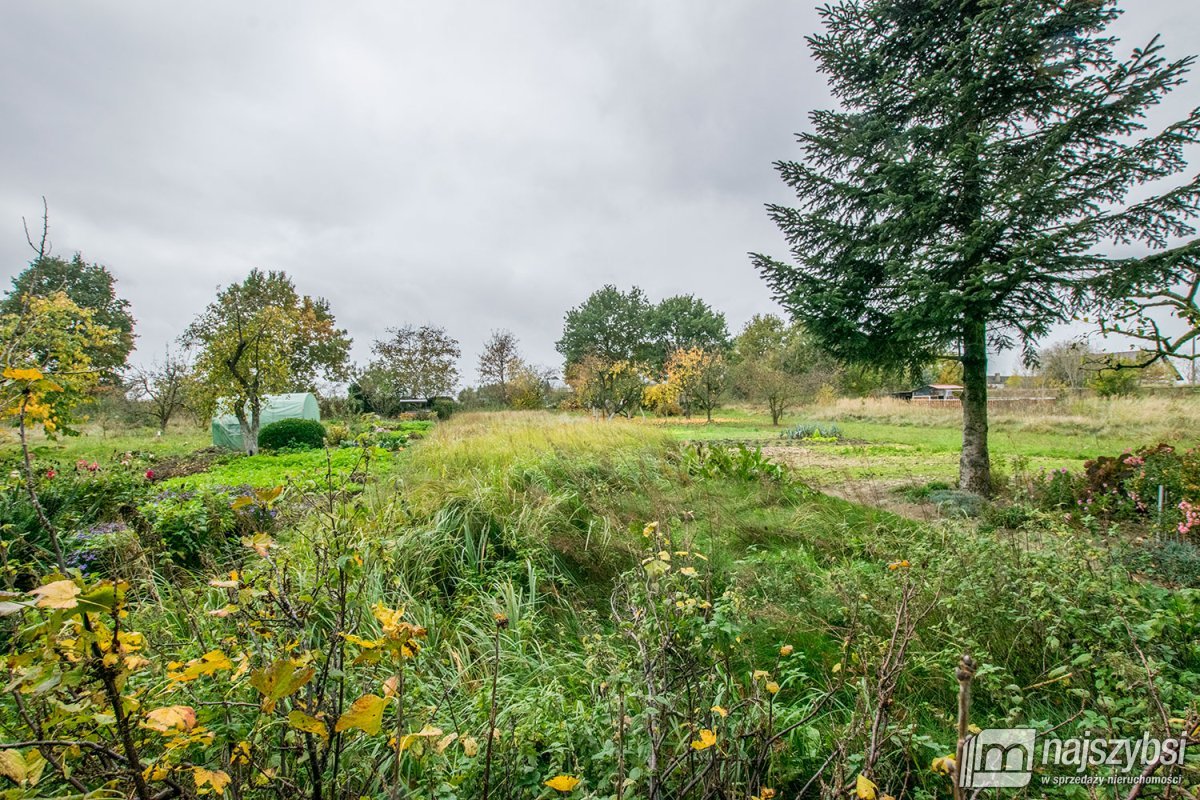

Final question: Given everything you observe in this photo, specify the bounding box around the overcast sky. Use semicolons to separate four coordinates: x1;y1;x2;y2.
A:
2;1;1198;384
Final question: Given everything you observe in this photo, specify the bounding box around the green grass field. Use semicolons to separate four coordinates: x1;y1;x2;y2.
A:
2;408;1197;798
644;396;1200;489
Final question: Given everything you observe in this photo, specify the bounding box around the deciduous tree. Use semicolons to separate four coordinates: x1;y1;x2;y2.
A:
557;287;656;416
648;295;729;370
754;0;1200;494
565;355;647;419
2;293;119;567
129;349;192;433
361;325;461;409
730;315;840;424
664;347;727;422
477;330;522;404
182;270;351;454
2;253;135;381
556;286;653;366
1037;341;1095;392
507;362;556;410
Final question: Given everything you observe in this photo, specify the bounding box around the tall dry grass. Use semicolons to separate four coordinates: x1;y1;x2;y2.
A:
813;394;1199;442
407;411;669;476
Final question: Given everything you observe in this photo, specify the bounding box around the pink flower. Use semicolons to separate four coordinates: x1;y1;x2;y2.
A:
144;469;155;481
45;469;56;479
1180;501;1199;536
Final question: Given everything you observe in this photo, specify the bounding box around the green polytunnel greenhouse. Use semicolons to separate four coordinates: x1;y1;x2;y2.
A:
210;392;321;450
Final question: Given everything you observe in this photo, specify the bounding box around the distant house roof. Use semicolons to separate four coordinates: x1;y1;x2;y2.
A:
392;396;453;406
892;384;963;399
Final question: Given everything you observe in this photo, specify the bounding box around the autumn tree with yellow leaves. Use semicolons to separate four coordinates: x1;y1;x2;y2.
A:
2;289;120;564
662;347;728;422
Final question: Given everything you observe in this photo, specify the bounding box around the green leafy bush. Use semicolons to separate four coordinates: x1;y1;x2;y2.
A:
680;442;803;490
1029;443;1200;536
0;459;150;576
138;488;238;566
323;421;351;446
138;486;279;566
431;397;456;420
257;418;326;451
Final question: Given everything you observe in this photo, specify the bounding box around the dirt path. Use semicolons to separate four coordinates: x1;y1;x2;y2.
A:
760;444;950;522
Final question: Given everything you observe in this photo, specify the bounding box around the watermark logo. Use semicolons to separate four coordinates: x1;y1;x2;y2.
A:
960;728;1037;789
959;728;1189;789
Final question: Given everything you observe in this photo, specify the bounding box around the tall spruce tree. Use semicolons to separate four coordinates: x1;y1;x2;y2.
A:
753;0;1200;494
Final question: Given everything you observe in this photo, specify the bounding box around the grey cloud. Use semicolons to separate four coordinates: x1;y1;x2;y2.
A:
2;1;1196;381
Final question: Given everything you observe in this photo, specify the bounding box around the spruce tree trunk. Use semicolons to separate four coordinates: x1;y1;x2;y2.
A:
959;319;990;495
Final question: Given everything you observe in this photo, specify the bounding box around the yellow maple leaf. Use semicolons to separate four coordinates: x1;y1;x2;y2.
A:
143;764;170;781
208;572;239;588
461;736;479;757
250;658;315;713
343;633;382;649
691;728;717;751
169;650;234;682
335;694;386;735
241;533;275;557
395;724;444;752
288;710;330;741
29;580;80;610
143;705;197;734
931;755;956;775
372;602;406;631
230;740;251;766
256;485;283;504
544;774;580;792
0;750;27;785
855;774;878;800
193;767;231;796
124;654;151;671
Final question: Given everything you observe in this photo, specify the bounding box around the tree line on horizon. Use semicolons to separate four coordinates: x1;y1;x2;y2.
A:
3;244;1186;448
0;245;888;443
